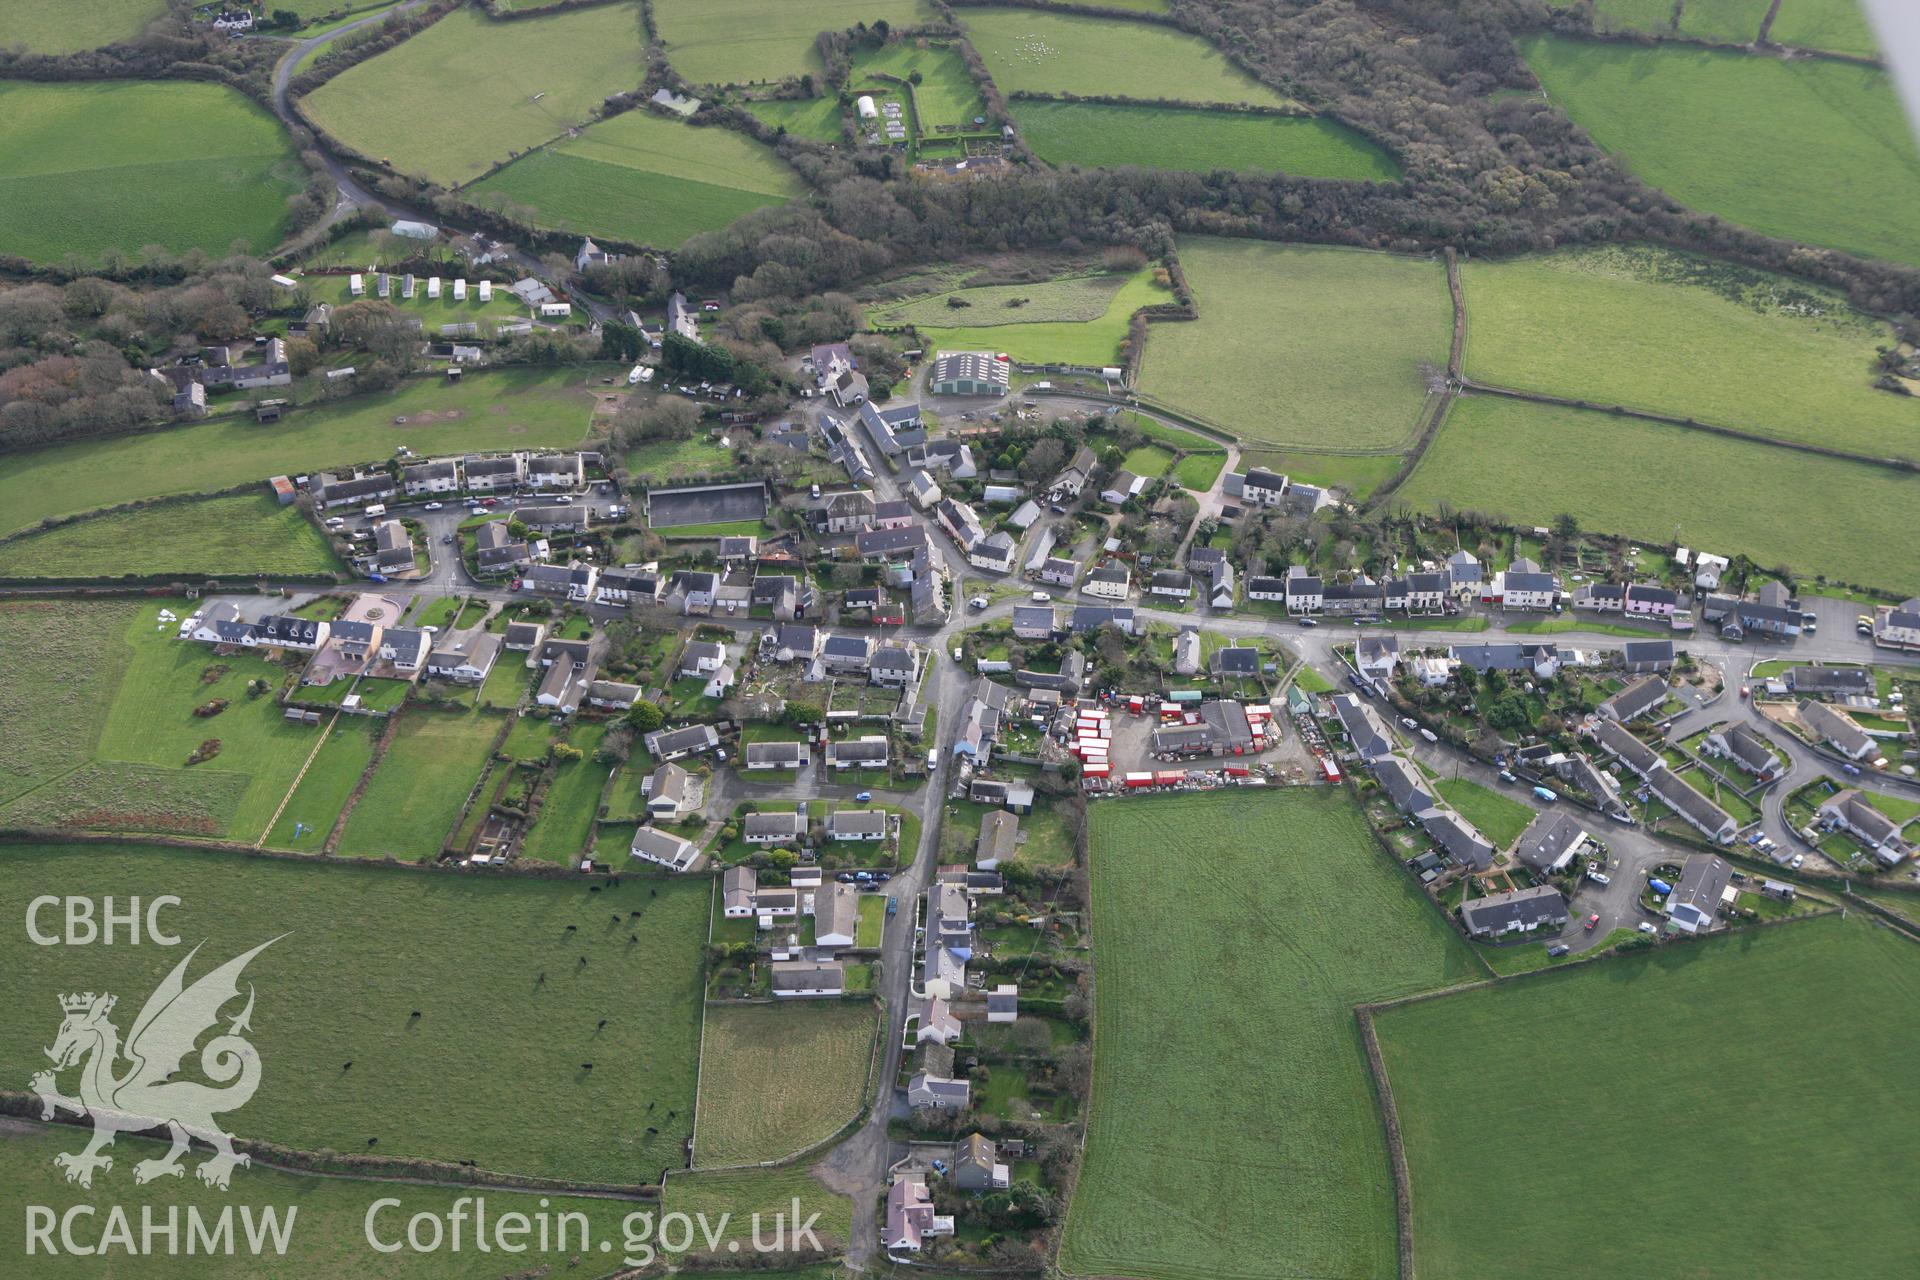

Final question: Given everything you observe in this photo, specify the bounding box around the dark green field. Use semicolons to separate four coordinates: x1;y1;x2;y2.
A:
1014;100;1399;180
1376;914;1920;1278
0;843;708;1186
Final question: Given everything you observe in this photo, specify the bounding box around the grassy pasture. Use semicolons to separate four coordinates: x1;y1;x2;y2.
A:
745;95;846;141
0;493;339;581
0;600;331;840
300;5;648;186
692;1002;876;1166
1459;245;1920;459
1062;789;1478;1280
0;0;163;52
1140;239;1449;449
263;717;380;851
334;710;500;858
0;842;707;1186
1678;0;1770;40
871;268;1171;366
1769;0;1880;55
470;110;801;248
653;0;933;85
1434;778;1535;847
661;1166;853;1255
1522;37;1920;266
0;599;139;808
1400;396;1920;595
1014;99;1399;180
1376;914;1920;1279
963;8;1292;107
0;80;302;264
853;41;986;132
0;367;597;539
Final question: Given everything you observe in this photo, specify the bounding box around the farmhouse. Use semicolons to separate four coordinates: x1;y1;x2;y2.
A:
1513;810;1590;875
1798;700;1876;761
928;351;1009;396
1459;886;1569;937
629;826;699;872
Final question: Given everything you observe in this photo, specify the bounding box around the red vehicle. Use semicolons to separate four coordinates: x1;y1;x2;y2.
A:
1584;913;1601;931
1739;684;1749;699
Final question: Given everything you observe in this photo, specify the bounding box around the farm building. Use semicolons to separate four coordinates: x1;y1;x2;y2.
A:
929;351;1010;397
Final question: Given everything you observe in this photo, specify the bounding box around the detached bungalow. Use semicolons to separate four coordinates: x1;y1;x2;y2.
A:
629;826;699;872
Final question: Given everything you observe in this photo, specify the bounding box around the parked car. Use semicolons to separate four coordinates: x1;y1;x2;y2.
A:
926;748;939;770
968;596;988;610
1790;853;1806;869
1842;762;1862;776
1401;717;1419;729
1584;913;1600;931
1498;769;1517;783
1547;944;1570;958
423;501;443;510
1739;684;1749;699
835;873;856;883
1637;922;1658;935
1532;786;1558;802
1857;615;1874;634
887;896;898;916
854;791;872;802
1297;618;1319;627
1587;870;1611;886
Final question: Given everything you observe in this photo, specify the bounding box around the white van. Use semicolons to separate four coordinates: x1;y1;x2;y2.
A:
926;748;939;771
1030;591;1050;604
363;503;387;518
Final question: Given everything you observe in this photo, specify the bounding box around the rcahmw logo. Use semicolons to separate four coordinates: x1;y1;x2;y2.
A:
23;934;301;1258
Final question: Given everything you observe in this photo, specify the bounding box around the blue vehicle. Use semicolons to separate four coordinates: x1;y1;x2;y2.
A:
854;790;872;802
1649;878;1673;896
1532;785;1557;802
855;871;873;882
1841;763;1862;777
887;896;898;916
367;572;388;583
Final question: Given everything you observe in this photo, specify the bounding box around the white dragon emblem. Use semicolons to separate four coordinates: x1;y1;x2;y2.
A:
29;937;283;1191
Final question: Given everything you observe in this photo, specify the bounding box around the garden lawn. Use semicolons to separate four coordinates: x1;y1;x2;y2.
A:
1063;788;1478;1280
0;0;164;52
262;717;381;851
963;8;1292;107
1141;239;1449;449
1236;448;1404;500
853;41;985;131
0;599;326;840
1459;245;1920;459
0;80;302;264
1521;37;1920;266
1014;100;1398;180
300;4;648;186
1120;444;1173;477
480;655;534;709
692;1001;876;1166
522;722;611;864
1400;396;1920;596
1434;778;1535;848
0;842;707;1186
1171;449;1228;490
871;268;1172;366
0;367;597;538
334;710;500;858
1376;914;1920;1279
1769;0;1880;56
469;110;801;249
652;0;933;85
625;433;735;480
744;95;845;141
660;1165;853;1256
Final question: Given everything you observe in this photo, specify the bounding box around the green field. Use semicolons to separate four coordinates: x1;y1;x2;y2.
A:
0;368;597;539
1460;245;1920;459
1063;789;1478;1279
0;0;164;52
1678;0;1770;40
853;41;986;131
652;0;934;85
963;9;1292;107
1120;444;1174;477
693;1002;876;1166
871;267;1171;365
0;842;706;1186
660;1165;853;1256
0;599;139;808
1013;100;1399;180
1376;914;1920;1279
1434;778;1535;848
334;710;500;858
1171;449;1228;490
300;5;648;186
1141;239;1449;449
263;717;381;851
1522;37;1920;266
745;95;847;141
625;433;736;480
1401;396;1920;594
470;110;802;248
1770;0;1880;55
0;599;337;840
521;722;611;864
0;80;302;264
0;493;340;582
1236;447;1405;500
